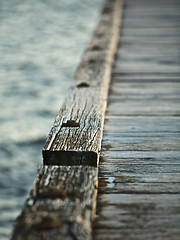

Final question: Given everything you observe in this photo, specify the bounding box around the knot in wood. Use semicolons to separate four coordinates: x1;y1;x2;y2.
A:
62;120;80;128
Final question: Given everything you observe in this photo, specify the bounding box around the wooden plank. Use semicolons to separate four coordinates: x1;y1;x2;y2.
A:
115;45;180;62
102;116;180;150
11;1;125;240
97;193;180;208
94;229;180;240
116;43;180;54
102;137;180;151
103;116;180;132
98;165;180;182
98;156;180;184
98;181;180;194
112;72;180;79
122;28;180;36
123;9;180;17
106;99;180;116
94;194;180;240
111;77;180;82
99;162;180;173
95;214;180;230
113;63;180;73
106;81;180;115
122;18;180;28
109;93;180;101
94;0;180;238
11;166;98;240
101;150;180;160
95;194;180;225
125;0;180;7
109;83;180;96
98;158;180;165
98;174;180;184
125;6;180;13
120;36;180;44
42;0;124;166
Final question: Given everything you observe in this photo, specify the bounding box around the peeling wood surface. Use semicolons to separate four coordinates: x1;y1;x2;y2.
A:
43;0;124;166
94;0;180;239
11;166;98;240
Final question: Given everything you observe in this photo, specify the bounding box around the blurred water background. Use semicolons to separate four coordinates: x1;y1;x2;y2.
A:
0;0;104;239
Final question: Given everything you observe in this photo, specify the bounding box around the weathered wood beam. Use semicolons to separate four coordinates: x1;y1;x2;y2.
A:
11;1;124;240
11;166;98;240
43;0;124;166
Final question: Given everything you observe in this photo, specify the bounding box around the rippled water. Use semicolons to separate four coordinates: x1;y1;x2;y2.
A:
0;0;104;238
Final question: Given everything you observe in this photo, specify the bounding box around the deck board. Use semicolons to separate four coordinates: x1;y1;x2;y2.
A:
94;0;180;239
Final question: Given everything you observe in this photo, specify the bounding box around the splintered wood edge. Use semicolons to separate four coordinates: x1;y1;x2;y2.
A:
43;0;124;166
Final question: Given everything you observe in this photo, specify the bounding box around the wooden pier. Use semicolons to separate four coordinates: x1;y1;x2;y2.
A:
11;0;180;239
94;0;180;239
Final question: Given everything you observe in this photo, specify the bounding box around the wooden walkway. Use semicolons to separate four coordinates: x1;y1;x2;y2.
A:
94;0;180;239
11;0;180;239
11;1;124;239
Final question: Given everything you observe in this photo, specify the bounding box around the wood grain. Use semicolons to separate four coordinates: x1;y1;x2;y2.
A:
11;1;125;240
94;0;180;239
11;166;98;240
43;0;124;166
107;82;180;115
